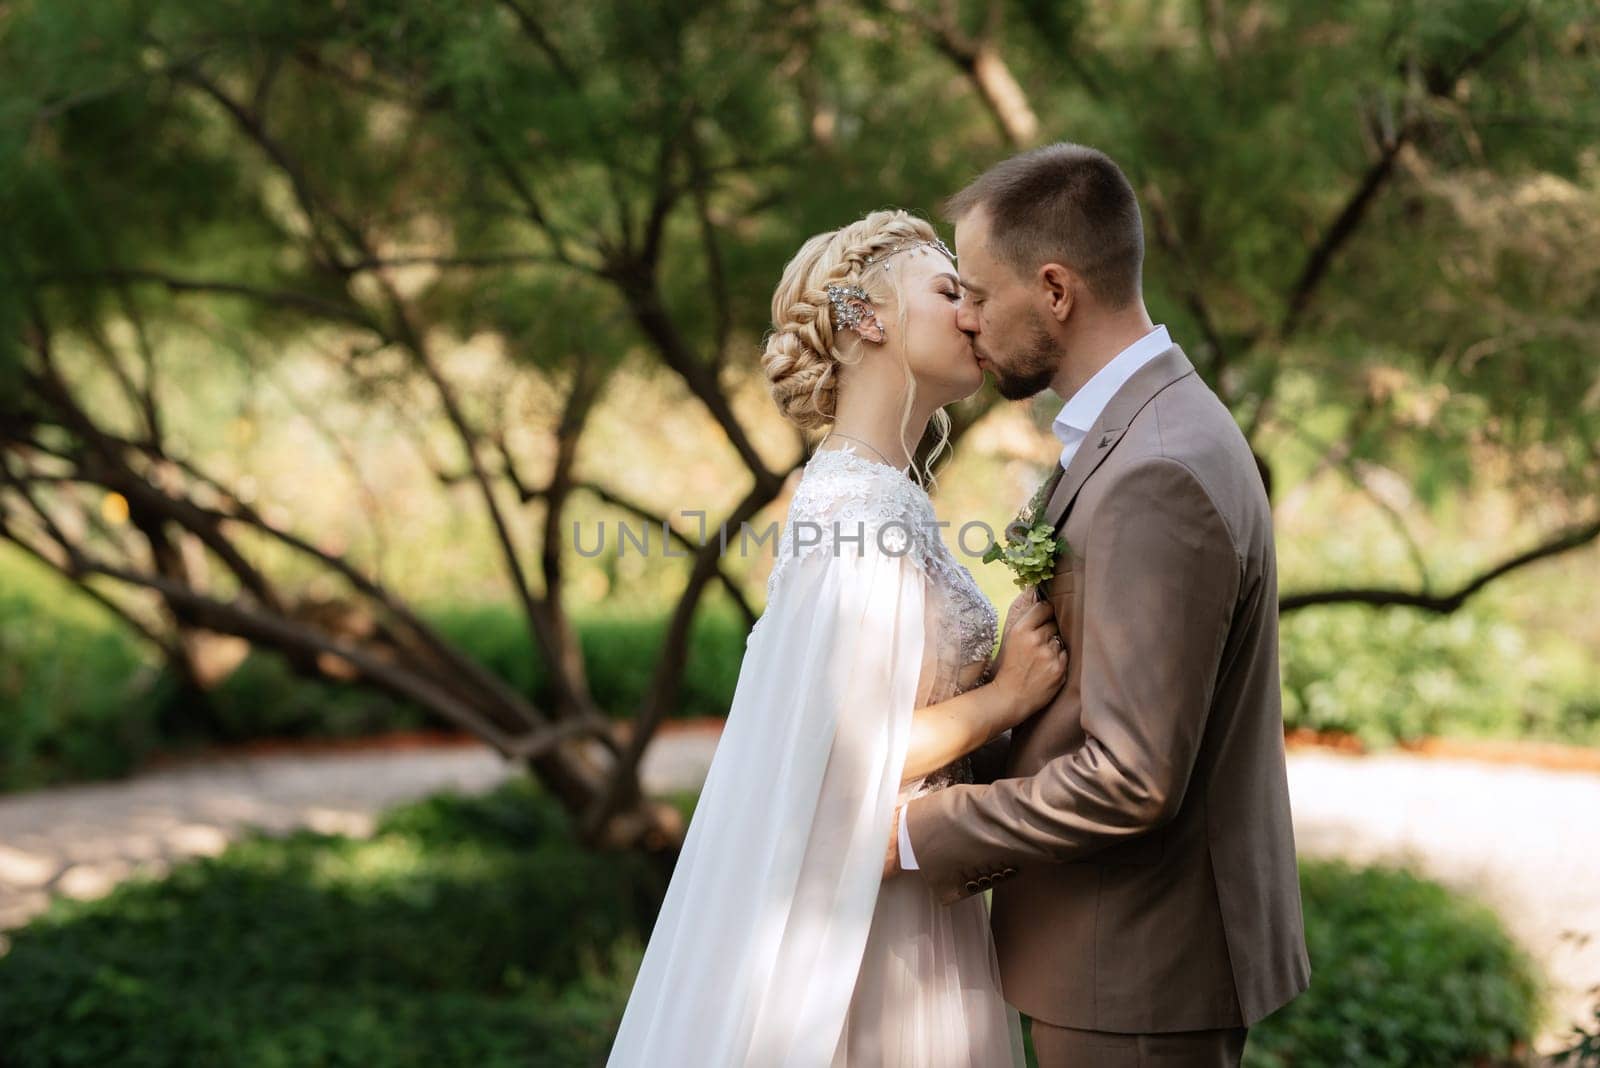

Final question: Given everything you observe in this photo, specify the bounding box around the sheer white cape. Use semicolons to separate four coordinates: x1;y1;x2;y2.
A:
607;447;1023;1067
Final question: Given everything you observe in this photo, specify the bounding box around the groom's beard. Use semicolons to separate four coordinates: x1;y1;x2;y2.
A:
988;323;1061;401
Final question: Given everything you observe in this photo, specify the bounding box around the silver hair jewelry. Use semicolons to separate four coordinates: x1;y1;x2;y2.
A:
863;236;955;267
825;283;874;331
826;236;953;339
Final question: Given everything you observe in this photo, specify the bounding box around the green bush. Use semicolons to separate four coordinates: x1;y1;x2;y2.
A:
0;774;1546;1068
0;589;750;792
1246;859;1544;1068
1280;604;1600;748
0;777;659;1067
0;584;170;791
407;603;744;723
156;605;749;748
7;539;1599;794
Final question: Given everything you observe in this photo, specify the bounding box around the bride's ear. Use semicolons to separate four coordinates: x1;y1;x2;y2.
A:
827;283;886;344
845;302;885;344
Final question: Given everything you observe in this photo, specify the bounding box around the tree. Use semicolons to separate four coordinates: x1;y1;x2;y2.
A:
0;0;1005;849
2;0;1596;856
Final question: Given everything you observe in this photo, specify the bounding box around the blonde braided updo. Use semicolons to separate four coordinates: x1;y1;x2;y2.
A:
761;210;943;431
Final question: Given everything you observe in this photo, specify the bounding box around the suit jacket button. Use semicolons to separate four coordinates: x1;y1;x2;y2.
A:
963;880;982;894
1001;867;1017;877
977;875;994;889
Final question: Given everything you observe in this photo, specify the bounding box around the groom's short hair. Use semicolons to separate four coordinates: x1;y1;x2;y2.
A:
944;143;1144;307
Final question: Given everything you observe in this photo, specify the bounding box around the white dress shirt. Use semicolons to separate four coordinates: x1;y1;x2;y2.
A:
899;324;1172;871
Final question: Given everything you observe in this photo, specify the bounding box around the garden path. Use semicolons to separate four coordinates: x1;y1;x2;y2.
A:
1;728;1595;1054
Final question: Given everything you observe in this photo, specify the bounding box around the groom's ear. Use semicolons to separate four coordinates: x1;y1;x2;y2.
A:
1038;263;1078;323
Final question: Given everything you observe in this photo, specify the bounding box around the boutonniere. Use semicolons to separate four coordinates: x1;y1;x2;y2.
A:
982;471;1071;589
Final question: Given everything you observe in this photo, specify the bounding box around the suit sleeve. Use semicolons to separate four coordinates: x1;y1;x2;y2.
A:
966;729;1013;787
904;457;1240;905
899;730;1008;871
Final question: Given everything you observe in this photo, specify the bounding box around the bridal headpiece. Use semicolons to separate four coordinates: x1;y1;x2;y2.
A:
825;236;955;343
862;235;955;267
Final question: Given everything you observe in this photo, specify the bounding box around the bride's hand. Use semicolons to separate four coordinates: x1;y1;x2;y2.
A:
989;589;1053;682
990;593;1068;726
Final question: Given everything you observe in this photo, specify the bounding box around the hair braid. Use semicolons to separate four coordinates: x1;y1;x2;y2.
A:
761;210;940;430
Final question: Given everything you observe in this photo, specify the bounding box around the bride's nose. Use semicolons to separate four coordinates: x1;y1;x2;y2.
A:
955;299;979;336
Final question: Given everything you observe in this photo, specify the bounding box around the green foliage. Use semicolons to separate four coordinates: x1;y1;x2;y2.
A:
4;521;1598;792
0;777;658;1067
981;519;1070;590
572;610;747;720
982;467;1073;588
1280;603;1600;747
0;572;170;790
366;603;744;727
0;570;750;791
0;776;1543;1068
1245;859;1544;1068
1552;997;1600;1066
2;0;1597;767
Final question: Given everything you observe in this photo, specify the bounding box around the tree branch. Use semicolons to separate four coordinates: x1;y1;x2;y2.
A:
174;64;362;271
586;466;801;835
502;715;618;761
79;556;536;754
616;271;782;492
879;0;1038;146
571;479;758;627
682;123;733;365
1280;9;1532;341
528;361;606;702
1280;513;1600;614
27;363;287;614
181;66;591;723
1143;182;1240;394
32;268;381;332
457;120;588;270
0;516;182;662
345;251;570;273
113;282;165;446
639;129;682;267
498;0;583;90
18;411;560;738
1280;126;1412;341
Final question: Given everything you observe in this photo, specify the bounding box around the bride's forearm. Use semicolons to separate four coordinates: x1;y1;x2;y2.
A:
901;682;1020;785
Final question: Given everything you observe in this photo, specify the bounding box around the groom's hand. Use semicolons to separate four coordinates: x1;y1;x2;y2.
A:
883;804;903;880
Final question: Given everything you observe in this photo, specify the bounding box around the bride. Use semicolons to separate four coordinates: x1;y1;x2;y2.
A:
607;209;1068;1067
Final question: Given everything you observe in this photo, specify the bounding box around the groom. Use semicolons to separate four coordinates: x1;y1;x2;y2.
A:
886;144;1312;1066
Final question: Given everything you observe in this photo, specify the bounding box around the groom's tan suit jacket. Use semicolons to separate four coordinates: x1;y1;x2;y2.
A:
906;344;1312;1034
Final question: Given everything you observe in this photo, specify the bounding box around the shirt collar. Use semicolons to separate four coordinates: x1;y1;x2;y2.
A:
1052;325;1171;444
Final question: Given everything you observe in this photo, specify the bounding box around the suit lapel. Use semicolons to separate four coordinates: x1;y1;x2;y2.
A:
1044;345;1197;530
1029;464;1065;520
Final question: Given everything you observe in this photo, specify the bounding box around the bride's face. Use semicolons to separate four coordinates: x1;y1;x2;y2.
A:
885;248;984;406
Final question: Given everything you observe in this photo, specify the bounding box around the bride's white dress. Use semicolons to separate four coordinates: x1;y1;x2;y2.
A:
607;445;1025;1067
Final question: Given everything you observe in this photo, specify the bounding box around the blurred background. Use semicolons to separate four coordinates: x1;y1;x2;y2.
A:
0;0;1597;1064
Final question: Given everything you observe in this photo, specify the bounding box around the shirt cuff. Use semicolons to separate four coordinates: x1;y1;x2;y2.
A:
898;804;920;870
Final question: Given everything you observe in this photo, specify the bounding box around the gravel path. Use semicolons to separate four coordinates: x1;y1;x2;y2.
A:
1288;749;1600;1053
2;732;1594;1052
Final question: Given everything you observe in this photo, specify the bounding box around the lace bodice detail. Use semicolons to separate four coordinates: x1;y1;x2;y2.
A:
765;446;998;667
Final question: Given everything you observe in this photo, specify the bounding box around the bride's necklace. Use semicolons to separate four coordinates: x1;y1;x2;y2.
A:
827;431;909;473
